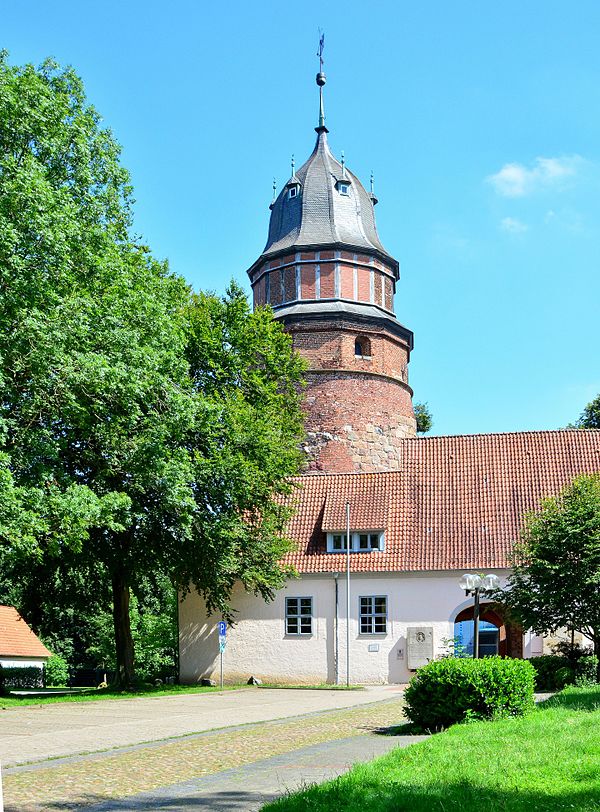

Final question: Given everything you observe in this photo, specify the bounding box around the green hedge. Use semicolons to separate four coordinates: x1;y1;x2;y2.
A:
528;654;599;690
403;657;535;731
528;655;568;691
0;665;44;689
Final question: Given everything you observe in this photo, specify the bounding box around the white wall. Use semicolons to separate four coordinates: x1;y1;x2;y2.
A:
179;569;512;685
0;657;47;668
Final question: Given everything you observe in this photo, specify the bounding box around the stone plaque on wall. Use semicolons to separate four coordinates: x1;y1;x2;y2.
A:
407;626;434;670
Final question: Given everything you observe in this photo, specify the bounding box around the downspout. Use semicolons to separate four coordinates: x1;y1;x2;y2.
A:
334;573;339;685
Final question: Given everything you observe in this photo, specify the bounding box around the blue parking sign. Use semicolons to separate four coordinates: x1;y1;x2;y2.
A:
218;621;227;636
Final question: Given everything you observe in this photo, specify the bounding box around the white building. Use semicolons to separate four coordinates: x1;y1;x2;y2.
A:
180;432;599;685
179;69;600;685
0;604;51;672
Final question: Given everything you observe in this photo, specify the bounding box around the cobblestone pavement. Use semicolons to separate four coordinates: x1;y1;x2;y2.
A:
2;695;408;811
0;685;402;767
83;734;428;811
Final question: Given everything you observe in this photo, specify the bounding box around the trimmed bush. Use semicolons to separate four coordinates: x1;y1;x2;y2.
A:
1;666;44;689
403;657;535;731
575;655;599;686
528;654;599;690
44;655;69;687
528;655;573;691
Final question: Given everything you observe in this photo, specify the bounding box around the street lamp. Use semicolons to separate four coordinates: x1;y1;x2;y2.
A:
459;573;500;658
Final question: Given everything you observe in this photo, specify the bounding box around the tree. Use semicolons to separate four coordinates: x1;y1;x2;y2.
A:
177;285;306;617
502;474;600;678
0;55;306;686
414;402;433;434
575;395;600;429
87;573;178;682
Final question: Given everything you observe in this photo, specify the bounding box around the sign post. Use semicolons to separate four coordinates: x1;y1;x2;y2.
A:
218;621;227;690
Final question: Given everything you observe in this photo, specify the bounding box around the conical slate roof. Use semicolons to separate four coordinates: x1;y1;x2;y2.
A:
260;130;396;267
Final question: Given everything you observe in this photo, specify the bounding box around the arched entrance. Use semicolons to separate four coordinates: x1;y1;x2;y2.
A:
454;603;523;658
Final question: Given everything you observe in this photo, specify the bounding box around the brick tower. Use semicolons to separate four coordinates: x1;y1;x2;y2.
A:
247;69;416;473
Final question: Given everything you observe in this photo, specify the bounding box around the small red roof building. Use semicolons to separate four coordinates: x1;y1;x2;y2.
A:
0;605;51;660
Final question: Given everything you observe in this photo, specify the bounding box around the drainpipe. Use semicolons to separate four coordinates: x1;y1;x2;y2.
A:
333;573;339;685
346;502;351;687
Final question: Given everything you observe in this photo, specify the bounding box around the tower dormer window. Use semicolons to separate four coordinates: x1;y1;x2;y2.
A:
339;183;349;195
288;186;298;199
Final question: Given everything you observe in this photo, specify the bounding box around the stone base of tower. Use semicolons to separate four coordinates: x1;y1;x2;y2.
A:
301;371;416;473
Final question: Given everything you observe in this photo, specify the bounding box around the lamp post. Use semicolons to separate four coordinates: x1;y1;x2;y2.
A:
459;573;500;658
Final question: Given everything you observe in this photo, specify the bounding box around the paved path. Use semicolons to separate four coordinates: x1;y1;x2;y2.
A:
82;733;428;811
0;685;403;767
1;693;410;811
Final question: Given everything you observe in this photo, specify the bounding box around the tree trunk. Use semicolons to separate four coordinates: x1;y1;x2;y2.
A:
112;572;135;688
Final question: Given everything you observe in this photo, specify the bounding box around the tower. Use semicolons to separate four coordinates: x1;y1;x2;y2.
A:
247;69;416;473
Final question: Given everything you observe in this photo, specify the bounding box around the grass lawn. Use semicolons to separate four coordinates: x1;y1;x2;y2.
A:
0;682;245;709
262;686;600;812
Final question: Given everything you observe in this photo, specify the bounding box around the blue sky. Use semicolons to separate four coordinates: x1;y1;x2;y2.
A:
4;1;599;436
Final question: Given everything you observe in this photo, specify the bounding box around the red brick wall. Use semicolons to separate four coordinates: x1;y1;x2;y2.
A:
291;324;410;382
320;264;335;298
357;268;371;303
288;320;416;473
250;251;397;313
283;266;296;301
270;270;282;306
340;264;354;299
301;264;317;299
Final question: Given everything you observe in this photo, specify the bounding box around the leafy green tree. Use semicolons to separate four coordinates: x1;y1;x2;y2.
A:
414;402;433;434
575;395;600;429
87;574;178;682
177;286;306;617
0;549;110;669
0;55;306;686
502;474;600;678
45;654;69;687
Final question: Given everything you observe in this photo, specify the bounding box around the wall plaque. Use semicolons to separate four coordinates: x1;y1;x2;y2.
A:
407;626;434;670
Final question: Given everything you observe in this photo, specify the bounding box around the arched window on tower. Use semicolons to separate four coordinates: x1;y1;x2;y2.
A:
355;336;371;358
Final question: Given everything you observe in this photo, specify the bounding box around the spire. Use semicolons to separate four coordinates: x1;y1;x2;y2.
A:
316;32;328;134
370;170;378;205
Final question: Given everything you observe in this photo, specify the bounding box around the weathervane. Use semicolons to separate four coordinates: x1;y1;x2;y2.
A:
291;154;295;177
316;31;327;133
317;31;325;73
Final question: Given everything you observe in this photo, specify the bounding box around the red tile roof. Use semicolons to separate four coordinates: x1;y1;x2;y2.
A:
283;430;600;573
0;606;52;659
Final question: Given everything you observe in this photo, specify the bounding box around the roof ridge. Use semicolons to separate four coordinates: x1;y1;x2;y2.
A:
407;428;600;442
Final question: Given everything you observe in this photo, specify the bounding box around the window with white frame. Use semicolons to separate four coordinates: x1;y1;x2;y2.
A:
359;595;387;634
285;597;313;635
327;531;384;553
288;186;298;199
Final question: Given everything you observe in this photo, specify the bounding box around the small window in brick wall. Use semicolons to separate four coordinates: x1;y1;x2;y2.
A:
355;336;371;358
